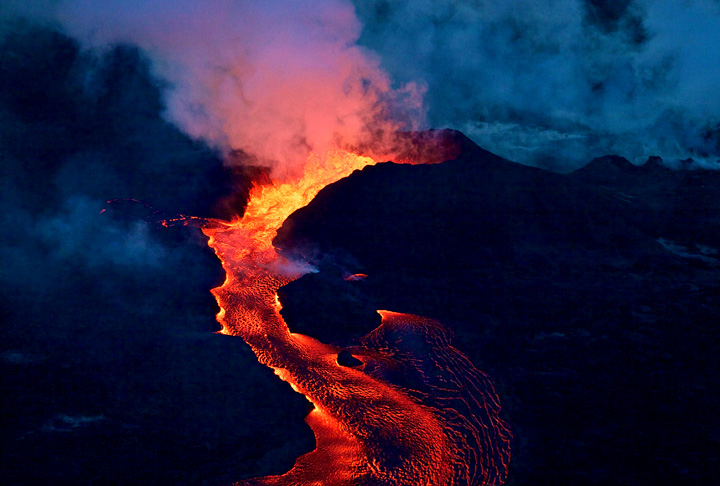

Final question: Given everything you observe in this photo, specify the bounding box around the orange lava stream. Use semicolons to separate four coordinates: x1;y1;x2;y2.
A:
202;149;511;485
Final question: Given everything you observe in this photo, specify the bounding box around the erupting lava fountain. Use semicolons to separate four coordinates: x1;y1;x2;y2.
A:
202;148;512;485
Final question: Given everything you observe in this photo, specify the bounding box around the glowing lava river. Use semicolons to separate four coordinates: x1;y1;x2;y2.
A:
201;149;512;485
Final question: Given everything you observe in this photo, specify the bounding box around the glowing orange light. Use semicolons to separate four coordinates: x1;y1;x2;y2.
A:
200;148;511;485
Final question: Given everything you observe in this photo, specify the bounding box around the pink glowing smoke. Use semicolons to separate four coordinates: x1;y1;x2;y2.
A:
51;0;424;178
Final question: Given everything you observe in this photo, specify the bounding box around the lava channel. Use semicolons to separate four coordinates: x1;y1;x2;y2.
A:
202;149;511;485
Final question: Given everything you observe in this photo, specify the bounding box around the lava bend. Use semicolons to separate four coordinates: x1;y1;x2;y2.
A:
202;150;512;485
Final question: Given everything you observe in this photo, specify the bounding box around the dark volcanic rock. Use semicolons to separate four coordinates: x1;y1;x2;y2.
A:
278;270;381;343
274;136;720;485
337;349;363;367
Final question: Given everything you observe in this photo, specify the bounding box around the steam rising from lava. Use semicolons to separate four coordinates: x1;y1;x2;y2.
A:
0;4;515;483
35;0;424;179
5;1;720;172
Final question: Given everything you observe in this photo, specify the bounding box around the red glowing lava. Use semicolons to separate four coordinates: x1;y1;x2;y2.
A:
202;149;511;485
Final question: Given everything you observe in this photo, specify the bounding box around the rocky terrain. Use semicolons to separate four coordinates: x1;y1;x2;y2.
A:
275;132;720;485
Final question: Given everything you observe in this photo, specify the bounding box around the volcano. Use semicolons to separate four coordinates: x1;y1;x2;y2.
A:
4;3;720;483
3;127;719;485
272;131;720;485
200;144;512;485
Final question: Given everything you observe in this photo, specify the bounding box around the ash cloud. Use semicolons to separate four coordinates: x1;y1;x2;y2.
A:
352;0;720;170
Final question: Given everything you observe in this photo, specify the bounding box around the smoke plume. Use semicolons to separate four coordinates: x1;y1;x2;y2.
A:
16;0;422;180
352;0;720;170
6;1;719;172
0;17;318;482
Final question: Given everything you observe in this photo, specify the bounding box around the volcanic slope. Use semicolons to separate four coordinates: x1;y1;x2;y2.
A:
204;145;511;485
274;132;720;486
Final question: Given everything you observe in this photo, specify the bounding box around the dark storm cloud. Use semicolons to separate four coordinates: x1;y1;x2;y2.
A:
352;0;720;170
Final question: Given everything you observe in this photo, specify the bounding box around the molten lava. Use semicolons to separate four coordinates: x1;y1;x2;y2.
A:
202;149;511;485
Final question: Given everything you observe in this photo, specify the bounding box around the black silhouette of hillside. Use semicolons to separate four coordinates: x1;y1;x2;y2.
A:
275;131;720;485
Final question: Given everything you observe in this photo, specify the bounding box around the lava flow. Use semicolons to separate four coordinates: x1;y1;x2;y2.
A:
202;149;511;485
